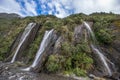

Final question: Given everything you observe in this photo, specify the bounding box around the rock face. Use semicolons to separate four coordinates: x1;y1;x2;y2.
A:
6;23;41;62
53;36;65;54
74;22;120;78
30;30;58;72
100;25;120;78
74;22;93;44
1;20;120;79
0;62;75;80
110;25;120;73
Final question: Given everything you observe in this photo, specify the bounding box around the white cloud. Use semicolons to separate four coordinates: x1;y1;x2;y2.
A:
0;0;120;18
44;0;120;18
0;0;38;17
45;0;72;18
41;5;46;9
72;0;119;14
48;2;54;9
0;0;24;16
40;0;47;4
53;1;67;18
23;0;37;16
48;11;52;15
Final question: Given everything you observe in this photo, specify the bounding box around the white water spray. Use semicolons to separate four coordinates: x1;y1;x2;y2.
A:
22;29;54;71
11;23;36;63
84;22;112;76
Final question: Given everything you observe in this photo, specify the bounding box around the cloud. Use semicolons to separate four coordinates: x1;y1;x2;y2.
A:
51;1;68;18
49;0;120;18
23;0;37;16
72;0;119;14
40;0;73;18
38;0;120;18
0;0;23;16
0;0;120;18
0;0;38;17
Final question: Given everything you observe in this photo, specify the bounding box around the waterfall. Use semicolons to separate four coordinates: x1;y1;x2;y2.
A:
22;29;54;71
11;23;36;63
83;22;112;76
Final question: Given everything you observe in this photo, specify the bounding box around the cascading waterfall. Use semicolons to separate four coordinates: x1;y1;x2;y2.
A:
83;22;113;76
22;29;54;71
11;23;36;63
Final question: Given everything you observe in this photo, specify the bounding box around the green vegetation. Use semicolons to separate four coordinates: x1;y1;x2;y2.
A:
46;55;62;72
113;20;120;27
46;41;93;76
89;12;120;45
0;12;120;77
73;68;86;77
45;13;120;76
0;18;22;60
46;26;93;76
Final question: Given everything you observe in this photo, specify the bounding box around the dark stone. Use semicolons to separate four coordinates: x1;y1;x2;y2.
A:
74;22;93;44
53;36;64;54
5;23;41;62
113;40;120;52
30;31;58;72
0;62;75;80
108;72;120;80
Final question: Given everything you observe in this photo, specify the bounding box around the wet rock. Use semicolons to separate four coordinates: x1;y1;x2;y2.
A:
100;25;120;77
113;40;120;53
74;22;112;77
89;74;106;80
6;23;41;62
30;30;58;72
74;22;93;44
53;36;64;54
109;72;120;80
0;62;77;80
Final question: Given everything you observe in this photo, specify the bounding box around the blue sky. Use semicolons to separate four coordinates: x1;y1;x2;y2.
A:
0;0;120;18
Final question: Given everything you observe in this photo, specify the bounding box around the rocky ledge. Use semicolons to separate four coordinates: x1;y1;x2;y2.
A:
0;61;90;80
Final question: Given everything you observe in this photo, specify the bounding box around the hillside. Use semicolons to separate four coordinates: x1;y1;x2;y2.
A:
0;13;120;80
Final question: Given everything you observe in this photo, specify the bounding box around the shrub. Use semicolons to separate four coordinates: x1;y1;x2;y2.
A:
72;52;93;70
61;42;72;56
63;57;72;71
93;18;114;44
46;55;61;72
73;68;87;77
75;42;91;53
96;29;113;44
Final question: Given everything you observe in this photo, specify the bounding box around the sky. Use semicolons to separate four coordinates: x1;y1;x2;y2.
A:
0;0;120;18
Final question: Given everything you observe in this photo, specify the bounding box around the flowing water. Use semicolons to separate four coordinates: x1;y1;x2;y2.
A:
83;22;112;76
22;29;54;71
11;23;36;63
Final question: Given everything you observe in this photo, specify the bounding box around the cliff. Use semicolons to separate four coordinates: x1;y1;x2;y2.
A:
0;13;120;79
